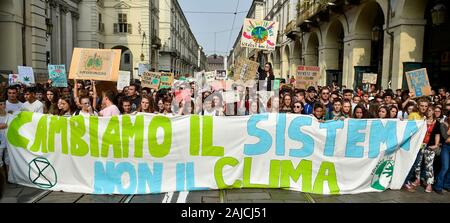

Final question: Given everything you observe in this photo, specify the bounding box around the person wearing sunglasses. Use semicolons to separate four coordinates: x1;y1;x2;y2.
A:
291;102;303;114
74;96;97;116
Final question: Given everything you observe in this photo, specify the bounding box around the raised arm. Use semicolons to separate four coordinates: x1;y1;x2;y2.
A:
92;80;98;110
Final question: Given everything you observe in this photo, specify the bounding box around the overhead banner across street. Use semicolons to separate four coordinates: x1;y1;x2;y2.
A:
6;112;426;195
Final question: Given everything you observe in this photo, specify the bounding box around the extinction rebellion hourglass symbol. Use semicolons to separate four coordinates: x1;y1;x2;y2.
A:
28;157;58;189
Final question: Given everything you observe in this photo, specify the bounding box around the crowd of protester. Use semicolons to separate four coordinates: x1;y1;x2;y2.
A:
0;62;450;197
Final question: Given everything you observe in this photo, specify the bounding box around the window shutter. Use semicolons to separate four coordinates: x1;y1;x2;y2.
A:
113;23;118;33
128;24;132;34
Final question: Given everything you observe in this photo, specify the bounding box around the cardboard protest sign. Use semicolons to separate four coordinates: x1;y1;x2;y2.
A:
222;91;241;103
362;73;378;84
117;71;131;90
69;48;121;81
233;59;259;81
204;71;216;83
174;89;192;104
48;65;67;87
295;66;320;89
141;72;161;90
241;18;279;51
18;66;35;86
405;68;432;97
159;72;174;89
7;113;427;195
8;74;20;85
215;70;227;80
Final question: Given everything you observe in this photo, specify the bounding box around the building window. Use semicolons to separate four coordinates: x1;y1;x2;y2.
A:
98;14;104;33
99;42;104;49
114;13;132;34
124;53;131;64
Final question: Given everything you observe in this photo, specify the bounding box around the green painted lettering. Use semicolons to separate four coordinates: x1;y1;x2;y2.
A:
201;116;224;157
214;157;242;189
122;115;144;158
70;116;89;157
30;115;48;153
6;111;33;149
89;116;99;157
280;160;312;192
148;116;172;158
48;116;68;154
101;116;122;158
189;115;201;156
313;161;340;194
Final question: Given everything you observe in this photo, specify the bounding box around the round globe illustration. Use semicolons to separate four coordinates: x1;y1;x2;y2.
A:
251;26;269;44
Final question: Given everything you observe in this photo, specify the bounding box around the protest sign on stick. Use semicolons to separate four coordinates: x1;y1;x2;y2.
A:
295;66;320;89
117;71;131;90
8;74;20;85
215;70;227;80
204;71;216;83
233;59;259;82
405;68;432;98
18;66;35;86
141;72;161;90
362;73;378;84
48;65;67;87
159;72;174;89
241;18;279;51
69;48;121;81
222;91;240;103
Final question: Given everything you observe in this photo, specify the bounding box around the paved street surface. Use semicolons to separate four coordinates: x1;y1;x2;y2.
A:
2;183;450;203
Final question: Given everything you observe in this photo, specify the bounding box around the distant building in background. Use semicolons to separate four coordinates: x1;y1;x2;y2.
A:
159;0;205;76
230;0;450;90
207;54;225;71
78;0;161;76
0;0;80;82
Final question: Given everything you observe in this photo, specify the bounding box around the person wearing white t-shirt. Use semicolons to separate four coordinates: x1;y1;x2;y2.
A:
0;99;10;182
22;87;44;113
5;86;23;115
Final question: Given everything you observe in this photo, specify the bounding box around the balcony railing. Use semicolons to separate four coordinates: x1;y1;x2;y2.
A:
296;0;337;25
284;20;297;34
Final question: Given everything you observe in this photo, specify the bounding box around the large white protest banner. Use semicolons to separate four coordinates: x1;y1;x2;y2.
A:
7;112;426;195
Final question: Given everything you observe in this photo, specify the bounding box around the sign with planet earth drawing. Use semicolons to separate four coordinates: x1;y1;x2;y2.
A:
241;18;278;51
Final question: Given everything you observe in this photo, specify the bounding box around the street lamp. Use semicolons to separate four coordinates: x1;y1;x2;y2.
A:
371;26;382;42
140;53;145;61
431;3;447;26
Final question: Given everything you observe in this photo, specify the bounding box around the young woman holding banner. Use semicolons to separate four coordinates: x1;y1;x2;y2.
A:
412;105;441;193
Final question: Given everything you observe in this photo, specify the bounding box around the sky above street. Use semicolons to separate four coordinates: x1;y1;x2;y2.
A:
178;0;253;57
